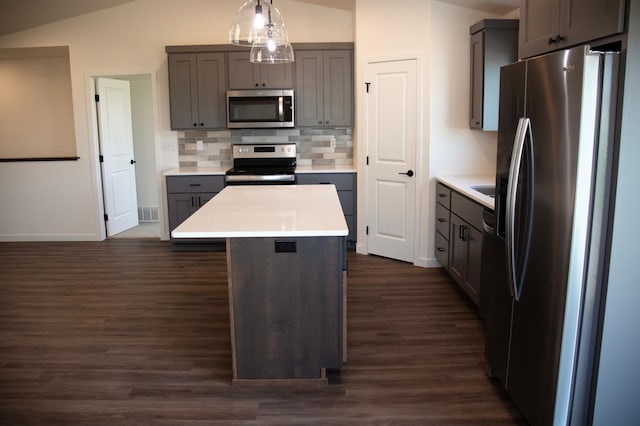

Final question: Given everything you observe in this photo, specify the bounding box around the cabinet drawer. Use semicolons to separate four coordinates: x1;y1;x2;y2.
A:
436;183;451;209
451;191;483;231
296;173;355;191
435;203;450;240
167;175;225;193
435;231;449;270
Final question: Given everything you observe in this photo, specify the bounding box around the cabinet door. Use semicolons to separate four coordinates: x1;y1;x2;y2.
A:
323;50;353;127
469;31;484;128
449;214;467;287
167;193;197;232
228;52;259;89
228;52;294;88
520;0;625;59
519;0;561;59
561;0;625;47
295;51;325;126
465;225;482;306
197;53;226;128
261;62;294;88
167;192;216;232
168;53;199;129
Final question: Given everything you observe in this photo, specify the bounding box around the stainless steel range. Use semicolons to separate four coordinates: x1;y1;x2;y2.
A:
225;143;297;185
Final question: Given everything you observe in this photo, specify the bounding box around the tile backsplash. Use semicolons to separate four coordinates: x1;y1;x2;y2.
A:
178;128;353;168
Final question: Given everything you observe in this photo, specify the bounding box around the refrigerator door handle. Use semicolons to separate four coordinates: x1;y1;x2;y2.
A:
506;117;528;301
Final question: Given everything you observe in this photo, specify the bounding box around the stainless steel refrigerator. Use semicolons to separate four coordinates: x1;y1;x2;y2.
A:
483;45;620;425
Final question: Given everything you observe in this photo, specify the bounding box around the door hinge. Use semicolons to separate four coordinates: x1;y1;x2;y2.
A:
99;155;104;163
95;94;100;102
365;82;371;93
366;226;369;235
104;214;109;221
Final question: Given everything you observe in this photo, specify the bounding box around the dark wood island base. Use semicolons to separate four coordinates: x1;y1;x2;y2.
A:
226;236;347;382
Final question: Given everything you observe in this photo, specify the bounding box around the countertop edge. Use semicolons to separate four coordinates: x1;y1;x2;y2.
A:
436;175;495;210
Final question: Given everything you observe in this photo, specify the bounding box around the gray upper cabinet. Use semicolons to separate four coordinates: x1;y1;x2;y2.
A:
227;52;294;89
519;0;626;59
168;52;226;130
469;19;518;131
295;50;353;127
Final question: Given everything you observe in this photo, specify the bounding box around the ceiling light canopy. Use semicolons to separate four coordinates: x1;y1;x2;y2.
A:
229;0;294;64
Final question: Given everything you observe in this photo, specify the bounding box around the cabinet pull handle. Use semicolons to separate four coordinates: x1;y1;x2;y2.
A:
460;226;471;241
548;34;566;44
438;218;446;223
192;123;197;127
191;196;195;207
438;193;447;198
437;247;446;252
189;183;201;187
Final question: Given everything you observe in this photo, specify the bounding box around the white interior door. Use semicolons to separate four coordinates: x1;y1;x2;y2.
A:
96;77;139;237
366;59;418;262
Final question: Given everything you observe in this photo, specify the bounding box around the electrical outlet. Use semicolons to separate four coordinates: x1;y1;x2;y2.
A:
196;140;204;151
330;137;336;148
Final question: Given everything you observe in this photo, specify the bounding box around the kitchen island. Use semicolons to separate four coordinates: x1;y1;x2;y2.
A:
172;185;348;382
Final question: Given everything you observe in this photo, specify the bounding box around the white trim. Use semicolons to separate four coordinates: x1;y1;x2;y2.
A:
0;233;100;242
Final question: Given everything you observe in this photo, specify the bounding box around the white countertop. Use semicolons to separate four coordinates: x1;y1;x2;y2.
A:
436;175;495;210
171;184;349;238
163;167;227;176
295;164;356;173
163;165;356;177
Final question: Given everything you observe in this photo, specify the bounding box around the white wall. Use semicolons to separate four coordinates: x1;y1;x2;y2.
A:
355;0;502;266
0;0;353;241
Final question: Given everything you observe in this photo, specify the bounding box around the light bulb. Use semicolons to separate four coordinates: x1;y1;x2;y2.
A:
267;38;276;52
253;2;264;29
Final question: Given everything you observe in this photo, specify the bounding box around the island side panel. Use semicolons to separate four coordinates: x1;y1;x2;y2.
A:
228;236;343;380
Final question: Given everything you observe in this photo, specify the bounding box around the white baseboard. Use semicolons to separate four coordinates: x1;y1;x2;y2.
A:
0;233;101;242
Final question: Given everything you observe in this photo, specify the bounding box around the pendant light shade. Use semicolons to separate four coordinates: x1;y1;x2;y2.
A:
229;0;290;48
250;43;295;64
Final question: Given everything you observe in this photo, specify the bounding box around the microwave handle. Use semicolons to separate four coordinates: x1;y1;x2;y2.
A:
278;96;284;121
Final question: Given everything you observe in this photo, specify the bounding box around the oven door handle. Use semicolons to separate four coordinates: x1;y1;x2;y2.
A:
225;174;296;183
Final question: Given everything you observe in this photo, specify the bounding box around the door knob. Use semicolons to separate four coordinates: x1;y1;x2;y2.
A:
130;159;136;165
399;169;414;177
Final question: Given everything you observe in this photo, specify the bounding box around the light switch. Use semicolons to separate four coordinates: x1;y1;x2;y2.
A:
196;140;204;151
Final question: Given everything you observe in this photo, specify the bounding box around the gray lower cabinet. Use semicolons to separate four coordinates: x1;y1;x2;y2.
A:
296;173;356;245
295;50;353;127
168;52;226;130
519;0;625;59
435;182;484;306
227;52;294;89
166;175;225;248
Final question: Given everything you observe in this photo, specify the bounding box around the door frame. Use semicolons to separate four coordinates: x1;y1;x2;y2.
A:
357;52;425;265
85;70;163;241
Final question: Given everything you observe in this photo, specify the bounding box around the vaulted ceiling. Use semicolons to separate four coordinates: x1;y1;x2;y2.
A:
0;0;519;37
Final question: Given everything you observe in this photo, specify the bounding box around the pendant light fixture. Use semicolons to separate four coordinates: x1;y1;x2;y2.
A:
228;0;294;63
250;43;295;64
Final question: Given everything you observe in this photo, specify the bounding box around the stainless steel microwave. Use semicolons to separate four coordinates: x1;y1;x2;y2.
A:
226;89;294;128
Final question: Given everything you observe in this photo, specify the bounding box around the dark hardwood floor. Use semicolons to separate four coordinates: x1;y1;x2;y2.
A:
0;240;525;425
